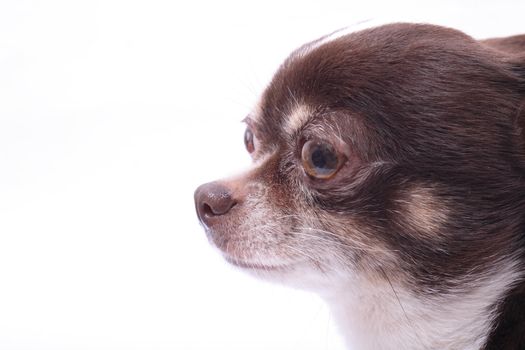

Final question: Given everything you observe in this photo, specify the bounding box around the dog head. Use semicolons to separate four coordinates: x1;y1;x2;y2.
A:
194;23;525;295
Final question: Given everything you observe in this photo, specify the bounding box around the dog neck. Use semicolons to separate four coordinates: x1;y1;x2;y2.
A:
484;280;525;350
321;261;523;350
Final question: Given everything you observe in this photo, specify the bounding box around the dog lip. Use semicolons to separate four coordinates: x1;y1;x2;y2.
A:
224;256;291;271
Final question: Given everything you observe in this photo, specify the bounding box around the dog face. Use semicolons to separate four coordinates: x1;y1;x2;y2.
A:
195;23;525;295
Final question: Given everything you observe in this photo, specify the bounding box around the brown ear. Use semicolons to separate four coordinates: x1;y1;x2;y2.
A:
477;35;525;149
482;34;525;55
509;58;525;148
481;34;525;85
509;55;525;90
483;34;525;149
509;56;525;149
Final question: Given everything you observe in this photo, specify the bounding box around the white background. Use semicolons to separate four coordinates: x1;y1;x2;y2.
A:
0;1;523;349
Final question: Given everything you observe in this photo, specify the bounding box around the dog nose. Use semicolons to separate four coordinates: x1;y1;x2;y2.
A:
194;182;237;227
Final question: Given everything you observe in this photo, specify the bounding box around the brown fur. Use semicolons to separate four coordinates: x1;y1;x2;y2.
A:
195;23;525;349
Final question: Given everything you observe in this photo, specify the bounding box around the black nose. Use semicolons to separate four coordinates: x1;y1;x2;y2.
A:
194;182;237;227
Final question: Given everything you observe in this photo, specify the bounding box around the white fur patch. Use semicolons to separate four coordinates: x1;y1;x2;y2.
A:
323;260;523;350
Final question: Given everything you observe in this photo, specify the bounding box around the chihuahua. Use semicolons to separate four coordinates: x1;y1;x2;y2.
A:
194;23;525;349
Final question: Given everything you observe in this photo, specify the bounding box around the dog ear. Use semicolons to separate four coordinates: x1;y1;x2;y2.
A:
482;34;525;55
509;57;525;149
510;56;525;82
482;34;525;90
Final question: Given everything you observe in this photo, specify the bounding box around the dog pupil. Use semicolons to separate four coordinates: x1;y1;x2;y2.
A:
312;145;336;171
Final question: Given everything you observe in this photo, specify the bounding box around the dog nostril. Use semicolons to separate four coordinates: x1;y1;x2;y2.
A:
201;198;236;217
201;202;214;217
194;182;237;225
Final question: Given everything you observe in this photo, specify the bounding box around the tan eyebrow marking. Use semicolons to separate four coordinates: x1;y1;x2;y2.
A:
284;104;313;135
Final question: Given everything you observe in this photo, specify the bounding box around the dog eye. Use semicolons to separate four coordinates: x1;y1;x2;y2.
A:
301;141;342;179
244;128;256;154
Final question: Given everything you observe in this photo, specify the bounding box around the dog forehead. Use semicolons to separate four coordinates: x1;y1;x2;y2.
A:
264;38;354;106
253;39;355;138
259;23;473;108
253;23;490;152
255;25;411;130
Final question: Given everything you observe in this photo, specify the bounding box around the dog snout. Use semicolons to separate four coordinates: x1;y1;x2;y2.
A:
194;181;237;227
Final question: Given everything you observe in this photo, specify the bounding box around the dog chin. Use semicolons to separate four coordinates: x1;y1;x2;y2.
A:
220;252;338;292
